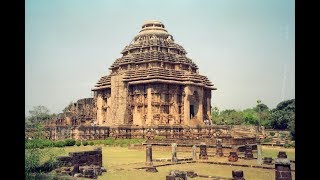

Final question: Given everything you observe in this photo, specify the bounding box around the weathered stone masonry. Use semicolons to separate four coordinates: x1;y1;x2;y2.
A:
39;20;258;146
92;20;215;127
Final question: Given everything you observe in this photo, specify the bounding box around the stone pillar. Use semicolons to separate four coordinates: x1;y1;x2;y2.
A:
145;144;158;172
146;144;153;166
146;86;152;125
96;94;104;125
275;151;292;180
192;145;197;160
171;143;178;163
278;151;287;158
232;170;245;180
199;143;208;159
228;152;238;162
206;95;211;122
197;88;204;122
257;141;262;165
110;74;129;125
216;139;223;157
244;144;254;159
173;93;179;125
183;86;191;124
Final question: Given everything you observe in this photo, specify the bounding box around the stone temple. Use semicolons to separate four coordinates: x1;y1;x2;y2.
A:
40;20;257;147
92;20;215;127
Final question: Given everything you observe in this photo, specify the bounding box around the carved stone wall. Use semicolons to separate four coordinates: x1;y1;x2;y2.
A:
45;125;256;146
44;98;96;127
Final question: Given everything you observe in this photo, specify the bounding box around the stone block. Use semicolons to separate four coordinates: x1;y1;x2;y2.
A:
228;152;238;162
146;166;158;173
232;170;244;180
263;157;273;165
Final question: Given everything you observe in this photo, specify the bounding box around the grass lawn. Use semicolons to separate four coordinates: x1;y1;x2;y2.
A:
37;145;294;180
261;146;295;160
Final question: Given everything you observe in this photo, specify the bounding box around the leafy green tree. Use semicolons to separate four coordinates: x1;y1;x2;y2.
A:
211;107;220;124
26;106;53;128
255;103;269;112
242;109;259;125
253;100;271;129
218;109;244;125
269;99;295;130
288;119;295;140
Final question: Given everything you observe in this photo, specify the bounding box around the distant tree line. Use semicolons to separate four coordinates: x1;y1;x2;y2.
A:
25;99;295;140
25;105;57;129
212;99;295;140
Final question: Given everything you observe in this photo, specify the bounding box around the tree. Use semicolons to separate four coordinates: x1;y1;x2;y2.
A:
242;109;259;125
255;103;269;112
269;99;295;130
211;107;220;124
26;106;52;128
217;109;244;125
253;100;270;130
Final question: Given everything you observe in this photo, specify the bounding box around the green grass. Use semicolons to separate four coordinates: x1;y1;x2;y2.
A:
261;146;295;160
33;145;295;180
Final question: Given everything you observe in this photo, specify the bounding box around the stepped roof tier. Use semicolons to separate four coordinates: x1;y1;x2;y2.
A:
92;21;216;91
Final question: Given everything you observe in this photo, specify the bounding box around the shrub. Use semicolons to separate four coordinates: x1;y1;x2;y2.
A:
284;141;295;148
82;141;88;146
269;132;275;136
76;141;81;146
54;141;66;147
290;141;295;148
262;138;271;143
154;135;166;141
25;149;42;176
104;138;144;147
25;147;65;179
64;139;76;146
105;138;115;146
283;143;290;148
89;141;94;146
25;139;55;149
279;132;287;138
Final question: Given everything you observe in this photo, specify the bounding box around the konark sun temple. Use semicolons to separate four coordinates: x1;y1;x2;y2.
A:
42;20;258;147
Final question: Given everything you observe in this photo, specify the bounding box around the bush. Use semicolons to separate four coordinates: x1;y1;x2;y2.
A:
54;141;66;147
284;141;295;148
25;149;42;176
25;139;54;149
262;138;271;143
76;141;81;146
64;139;76;146
25;147;65;179
82;141;88;146
269;132;275;136
89;141;94;146
290;141;295;148
279;132;287;138
104;138;144;147
154;135;166;141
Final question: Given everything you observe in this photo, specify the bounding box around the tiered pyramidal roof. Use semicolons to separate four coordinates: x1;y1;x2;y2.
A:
92;20;216;91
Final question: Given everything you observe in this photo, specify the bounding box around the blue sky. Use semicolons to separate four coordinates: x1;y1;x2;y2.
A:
25;0;295;115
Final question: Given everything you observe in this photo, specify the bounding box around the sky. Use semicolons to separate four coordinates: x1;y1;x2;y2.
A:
25;0;295;116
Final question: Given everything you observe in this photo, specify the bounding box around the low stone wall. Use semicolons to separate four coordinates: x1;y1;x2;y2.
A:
57;148;102;167
55;148;105;178
43;125;257;146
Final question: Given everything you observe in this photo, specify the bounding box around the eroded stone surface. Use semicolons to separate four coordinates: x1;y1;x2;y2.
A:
228;152;238;162
28;21;257;150
232;170;244;180
54;149;105;179
199;143;208;160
